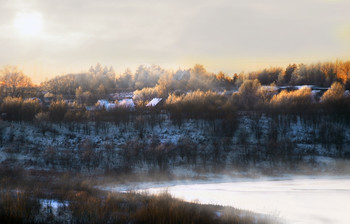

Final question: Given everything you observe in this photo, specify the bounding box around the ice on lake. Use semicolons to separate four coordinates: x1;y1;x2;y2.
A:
141;176;350;224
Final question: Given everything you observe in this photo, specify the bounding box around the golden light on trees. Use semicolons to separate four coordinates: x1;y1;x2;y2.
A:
321;82;345;102
0;66;33;96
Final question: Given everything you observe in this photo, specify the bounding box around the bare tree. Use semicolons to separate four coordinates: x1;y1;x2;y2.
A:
0;66;33;97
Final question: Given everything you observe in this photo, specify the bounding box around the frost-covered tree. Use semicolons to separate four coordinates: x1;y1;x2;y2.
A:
234;79;262;110
116;69;133;89
134;65;165;89
270;86;312;111
49;100;68;122
21;98;41;121
187;64;215;91
0;96;22;120
321;82;345;103
0;66;33;97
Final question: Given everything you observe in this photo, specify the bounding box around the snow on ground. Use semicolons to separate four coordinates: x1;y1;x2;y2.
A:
0;114;347;153
112;176;350;224
0;114;349;173
40;199;69;216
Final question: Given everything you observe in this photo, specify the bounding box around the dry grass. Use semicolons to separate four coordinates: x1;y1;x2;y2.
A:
0;167;277;224
0;191;40;224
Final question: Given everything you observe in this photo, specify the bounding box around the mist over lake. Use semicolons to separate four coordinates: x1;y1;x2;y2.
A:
134;176;350;224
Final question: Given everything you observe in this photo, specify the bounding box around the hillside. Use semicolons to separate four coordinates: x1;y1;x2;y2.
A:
1;113;349;176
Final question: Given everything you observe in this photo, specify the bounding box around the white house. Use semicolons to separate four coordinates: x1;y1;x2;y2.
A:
96;99;117;111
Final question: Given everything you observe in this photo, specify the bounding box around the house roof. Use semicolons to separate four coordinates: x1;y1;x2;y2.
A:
97;99;117;111
118;99;135;108
146;98;162;107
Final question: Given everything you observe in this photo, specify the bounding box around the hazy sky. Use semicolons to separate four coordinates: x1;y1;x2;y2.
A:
1;0;350;83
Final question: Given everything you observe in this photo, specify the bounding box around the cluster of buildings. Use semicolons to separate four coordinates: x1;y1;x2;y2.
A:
28;91;163;112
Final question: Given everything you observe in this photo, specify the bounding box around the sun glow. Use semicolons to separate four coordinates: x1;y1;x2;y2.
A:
14;12;43;37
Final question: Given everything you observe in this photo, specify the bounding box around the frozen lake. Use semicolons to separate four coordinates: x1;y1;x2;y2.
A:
132;176;350;224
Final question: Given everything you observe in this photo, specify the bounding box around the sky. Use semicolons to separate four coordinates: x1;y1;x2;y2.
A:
1;0;350;83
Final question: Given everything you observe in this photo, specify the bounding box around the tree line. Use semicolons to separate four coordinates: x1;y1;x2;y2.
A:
1;61;350;122
249;60;350;87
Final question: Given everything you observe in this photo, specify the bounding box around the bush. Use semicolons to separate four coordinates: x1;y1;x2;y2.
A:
0;191;40;224
0;97;22;121
166;90;235;120
321;82;344;102
35;112;49;122
320;82;347;112
21;98;41;121
0;97;42;121
133;87;158;105
270;86;313;112
234;79;263;110
49;100;68;122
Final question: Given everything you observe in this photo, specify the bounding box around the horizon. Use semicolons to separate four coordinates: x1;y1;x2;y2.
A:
1;0;350;83
12;57;350;85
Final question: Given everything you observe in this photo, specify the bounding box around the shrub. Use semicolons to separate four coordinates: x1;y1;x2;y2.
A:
49;100;68;122
133;87;158;105
321;82;345;102
270;86;313;112
0;97;22;121
0;191;40;224
235;79;263;110
35;112;49;122
166;90;234;120
21;98;41;121
320;82;347;112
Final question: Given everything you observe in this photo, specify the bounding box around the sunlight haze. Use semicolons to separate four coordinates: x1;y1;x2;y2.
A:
14;12;43;37
1;0;350;83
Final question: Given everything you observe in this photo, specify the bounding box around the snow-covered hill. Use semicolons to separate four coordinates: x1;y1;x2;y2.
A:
0;113;349;175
